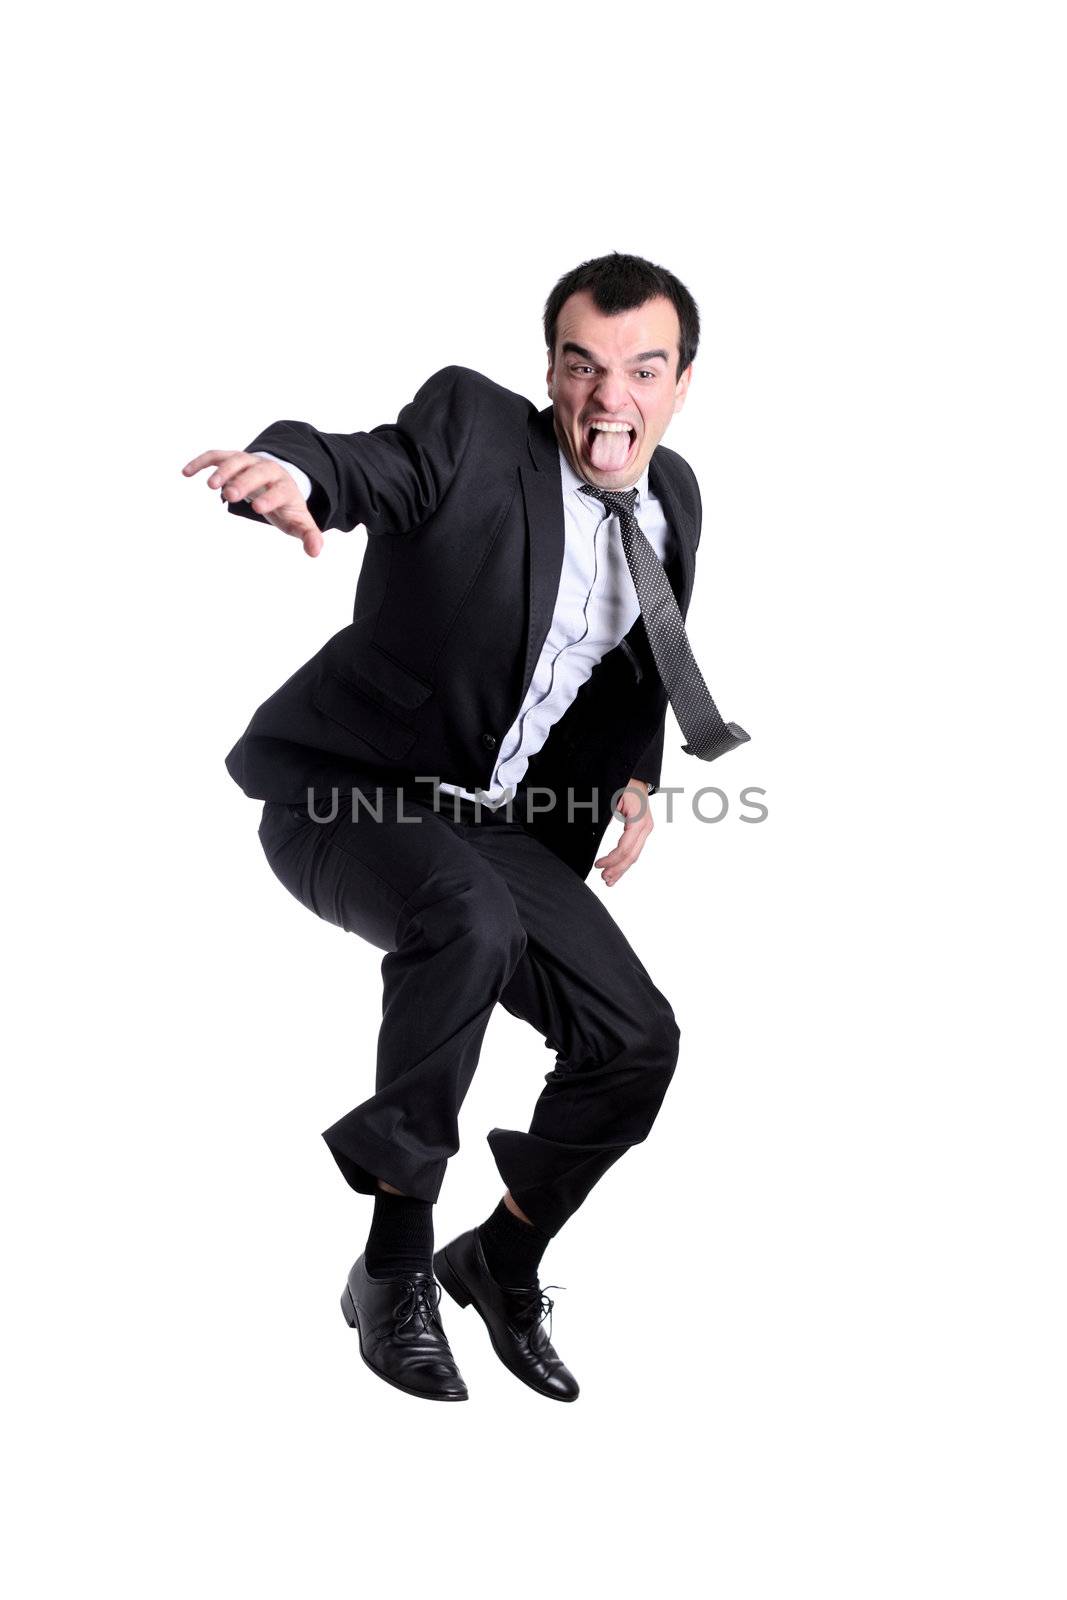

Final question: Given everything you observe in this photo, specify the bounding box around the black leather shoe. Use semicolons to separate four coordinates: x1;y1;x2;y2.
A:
433;1228;579;1402
340;1254;468;1401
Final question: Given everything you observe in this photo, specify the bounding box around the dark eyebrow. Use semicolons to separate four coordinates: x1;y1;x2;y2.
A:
561;342;669;365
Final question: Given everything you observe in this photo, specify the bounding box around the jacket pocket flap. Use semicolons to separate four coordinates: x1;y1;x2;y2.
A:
312;671;419;761
339;643;434;710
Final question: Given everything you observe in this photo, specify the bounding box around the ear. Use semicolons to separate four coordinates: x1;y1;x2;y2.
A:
673;362;693;415
545;348;556;397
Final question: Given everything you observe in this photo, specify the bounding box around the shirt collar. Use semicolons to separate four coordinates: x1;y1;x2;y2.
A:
558;443;650;510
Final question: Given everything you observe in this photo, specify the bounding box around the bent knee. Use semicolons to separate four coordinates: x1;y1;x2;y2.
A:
406;875;526;969
645;995;681;1072
464;899;527;971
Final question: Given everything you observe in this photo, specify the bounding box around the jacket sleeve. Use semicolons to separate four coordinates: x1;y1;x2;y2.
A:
224;365;483;536
631;712;666;795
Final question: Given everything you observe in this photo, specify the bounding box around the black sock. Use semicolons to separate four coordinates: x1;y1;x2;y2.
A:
364;1189;434;1279
476;1197;551;1289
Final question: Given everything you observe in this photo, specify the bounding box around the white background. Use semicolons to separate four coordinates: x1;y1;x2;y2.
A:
5;2;1064;1595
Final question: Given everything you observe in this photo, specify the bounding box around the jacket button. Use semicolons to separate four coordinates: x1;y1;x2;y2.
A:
481;732;498;750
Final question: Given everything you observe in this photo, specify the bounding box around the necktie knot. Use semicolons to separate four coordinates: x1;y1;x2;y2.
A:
579;483;638;517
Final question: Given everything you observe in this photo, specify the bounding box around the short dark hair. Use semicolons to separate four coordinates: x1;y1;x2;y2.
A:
543;251;700;380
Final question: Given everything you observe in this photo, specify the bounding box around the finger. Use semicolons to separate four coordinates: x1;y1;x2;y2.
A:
241;481;293;516
595;843;631;872
269;508;324;558
599;825;650;874
601;841;644;885
209;453;261;490
208;452;286;492
182;449;242;476
218;460;288;501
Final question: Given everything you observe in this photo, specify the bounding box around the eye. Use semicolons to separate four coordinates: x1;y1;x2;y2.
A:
570;365;595;375
635;369;657;380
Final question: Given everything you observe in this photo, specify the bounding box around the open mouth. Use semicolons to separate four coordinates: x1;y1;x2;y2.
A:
583;421;638;469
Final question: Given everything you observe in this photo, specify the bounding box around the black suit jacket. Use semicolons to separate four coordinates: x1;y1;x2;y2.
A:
224;364;703;879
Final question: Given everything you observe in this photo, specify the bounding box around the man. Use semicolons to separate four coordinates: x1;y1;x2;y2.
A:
183;252;748;1404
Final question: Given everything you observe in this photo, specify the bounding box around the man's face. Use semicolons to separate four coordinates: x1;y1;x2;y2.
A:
546;290;692;489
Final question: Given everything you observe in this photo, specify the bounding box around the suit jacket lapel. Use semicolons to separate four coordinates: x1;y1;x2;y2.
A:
517;405;566;703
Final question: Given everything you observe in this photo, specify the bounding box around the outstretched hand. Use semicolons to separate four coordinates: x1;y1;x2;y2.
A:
181;450;325;558
595;779;654;887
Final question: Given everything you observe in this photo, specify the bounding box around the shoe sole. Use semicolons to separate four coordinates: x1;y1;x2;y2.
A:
433;1247;578;1403
340;1284;468;1402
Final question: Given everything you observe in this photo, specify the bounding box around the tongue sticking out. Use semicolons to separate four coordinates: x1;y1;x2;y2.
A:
588;427;632;472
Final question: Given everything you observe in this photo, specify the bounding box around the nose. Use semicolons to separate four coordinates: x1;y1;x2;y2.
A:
592;371;630;411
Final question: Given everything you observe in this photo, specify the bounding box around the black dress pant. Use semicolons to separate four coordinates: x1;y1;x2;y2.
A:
256;784;680;1236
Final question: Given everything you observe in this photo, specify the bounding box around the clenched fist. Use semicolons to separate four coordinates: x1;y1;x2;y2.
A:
182;450;325;558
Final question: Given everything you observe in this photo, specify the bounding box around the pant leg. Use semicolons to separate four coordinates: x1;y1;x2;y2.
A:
256;791;527;1201
453;821;682;1236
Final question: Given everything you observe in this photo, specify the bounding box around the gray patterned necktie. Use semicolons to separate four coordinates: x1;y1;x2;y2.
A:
580;483;750;763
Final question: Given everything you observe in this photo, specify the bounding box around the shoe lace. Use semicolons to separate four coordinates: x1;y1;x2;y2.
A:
392;1275;443;1336
503;1283;566;1341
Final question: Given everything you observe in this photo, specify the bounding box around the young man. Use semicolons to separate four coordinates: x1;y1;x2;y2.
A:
183;252;748;1403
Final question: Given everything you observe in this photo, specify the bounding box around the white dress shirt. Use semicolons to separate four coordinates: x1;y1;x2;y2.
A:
254;441;671;807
